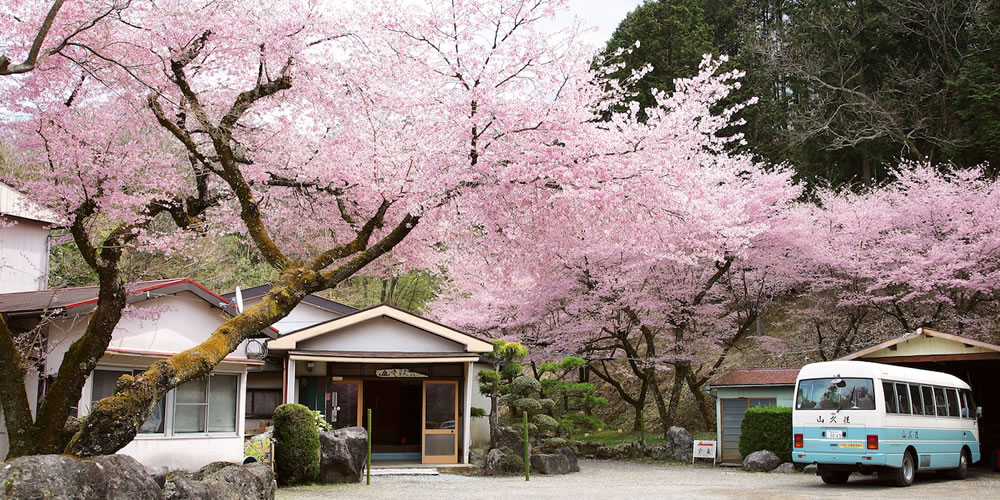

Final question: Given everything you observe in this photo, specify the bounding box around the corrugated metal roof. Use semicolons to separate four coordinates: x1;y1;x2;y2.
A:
222;284;358;315
0;277;280;338
711;367;801;387
0;279;186;314
0;182;59;224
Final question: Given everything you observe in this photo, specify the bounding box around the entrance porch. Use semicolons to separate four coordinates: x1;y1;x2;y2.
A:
266;305;495;465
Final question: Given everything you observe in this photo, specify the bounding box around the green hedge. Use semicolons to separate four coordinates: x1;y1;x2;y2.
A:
273;403;321;485
739;406;793;463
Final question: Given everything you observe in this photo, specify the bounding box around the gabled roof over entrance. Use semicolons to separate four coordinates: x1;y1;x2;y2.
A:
838;327;1000;362
268;304;494;353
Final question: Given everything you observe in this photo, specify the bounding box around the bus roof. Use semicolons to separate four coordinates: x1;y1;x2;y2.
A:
796;360;970;390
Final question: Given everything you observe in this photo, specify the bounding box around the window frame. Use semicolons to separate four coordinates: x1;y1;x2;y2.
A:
89;367;166;435
85;365;242;439
173;373;241;436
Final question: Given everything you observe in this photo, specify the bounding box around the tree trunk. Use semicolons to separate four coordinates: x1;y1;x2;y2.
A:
0;315;35;457
649;367;674;439
686;371;715;426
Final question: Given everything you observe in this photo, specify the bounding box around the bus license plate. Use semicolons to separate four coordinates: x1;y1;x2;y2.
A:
827;430;843;439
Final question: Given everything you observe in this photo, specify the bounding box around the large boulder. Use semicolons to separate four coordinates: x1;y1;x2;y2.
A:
773;462;796;474
529;448;580;475
163;462;275;500
743;450;781;472
0;454;162;500
494;425;523;453
483;449;505;476
664;426;694;462
316;427;368;484
317;427;368;484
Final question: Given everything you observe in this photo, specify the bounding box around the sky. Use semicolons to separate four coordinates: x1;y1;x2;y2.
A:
558;0;644;47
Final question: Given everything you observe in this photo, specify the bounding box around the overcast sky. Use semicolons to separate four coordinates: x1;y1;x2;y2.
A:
558;0;643;47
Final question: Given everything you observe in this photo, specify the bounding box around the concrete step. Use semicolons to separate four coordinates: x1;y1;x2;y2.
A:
369;468;440;476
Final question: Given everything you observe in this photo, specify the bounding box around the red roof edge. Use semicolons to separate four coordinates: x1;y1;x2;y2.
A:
63;278;279;334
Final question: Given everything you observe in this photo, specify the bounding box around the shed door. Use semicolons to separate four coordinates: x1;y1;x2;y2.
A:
721;398;777;463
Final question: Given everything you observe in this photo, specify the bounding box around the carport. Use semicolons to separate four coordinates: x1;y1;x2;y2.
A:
839;328;1000;470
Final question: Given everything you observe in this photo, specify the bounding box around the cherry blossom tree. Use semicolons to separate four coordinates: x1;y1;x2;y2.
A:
434;56;809;436
789;164;1000;359
0;0;700;458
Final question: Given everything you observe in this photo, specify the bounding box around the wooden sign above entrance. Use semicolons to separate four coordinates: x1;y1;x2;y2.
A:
375;368;427;378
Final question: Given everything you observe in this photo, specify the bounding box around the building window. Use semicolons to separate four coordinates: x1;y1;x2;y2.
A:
91;369;164;434
246;389;281;419
174;374;239;434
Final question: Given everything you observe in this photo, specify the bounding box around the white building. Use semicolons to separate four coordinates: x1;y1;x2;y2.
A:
0;278;274;469
0;182;57;293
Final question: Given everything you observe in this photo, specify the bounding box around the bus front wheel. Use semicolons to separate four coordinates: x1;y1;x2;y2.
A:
891;451;916;487
821;472;849;485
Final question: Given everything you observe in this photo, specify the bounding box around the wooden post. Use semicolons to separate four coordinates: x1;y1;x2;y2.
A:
367;408;372;485
523;411;530;481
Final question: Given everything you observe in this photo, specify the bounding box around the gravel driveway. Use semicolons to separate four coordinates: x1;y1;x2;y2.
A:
277;459;1000;499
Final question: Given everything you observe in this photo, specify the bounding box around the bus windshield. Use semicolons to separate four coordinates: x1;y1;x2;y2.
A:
796;378;875;410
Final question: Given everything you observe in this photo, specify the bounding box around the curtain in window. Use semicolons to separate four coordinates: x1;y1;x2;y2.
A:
208;375;238;433
175;377;208;433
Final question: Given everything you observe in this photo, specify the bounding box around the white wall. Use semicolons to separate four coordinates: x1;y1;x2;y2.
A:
297;316;464;352
470;362;492;448
0;218;49;293
243;296;340;335
118;435;246;471
45;292;254;376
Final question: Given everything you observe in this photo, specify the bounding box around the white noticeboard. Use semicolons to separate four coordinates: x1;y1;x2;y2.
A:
692;440;717;465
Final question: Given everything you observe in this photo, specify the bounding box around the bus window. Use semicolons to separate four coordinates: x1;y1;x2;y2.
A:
796;378;875;410
883;382;897;413
933;387;948;416
946;389;960;417
909;384;923;415
921;386;935;415
895;383;911;415
961;389;977;419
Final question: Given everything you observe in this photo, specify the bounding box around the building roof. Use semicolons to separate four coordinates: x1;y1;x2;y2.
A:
838;327;1000;362
0;182;59;224
221;284;358;315
268;303;494;353
711;367;801;387
0;278;277;338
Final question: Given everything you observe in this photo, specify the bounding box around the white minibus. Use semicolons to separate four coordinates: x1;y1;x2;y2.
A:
792;360;980;487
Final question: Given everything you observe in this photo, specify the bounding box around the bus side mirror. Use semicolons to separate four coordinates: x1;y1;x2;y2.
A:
977;406;983;419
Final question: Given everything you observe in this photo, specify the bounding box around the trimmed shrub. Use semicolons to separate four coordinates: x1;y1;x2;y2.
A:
532;413;559;432
514;397;543;414
273;403;320;485
510;375;541;396
500;453;525;474
739;406;793;463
